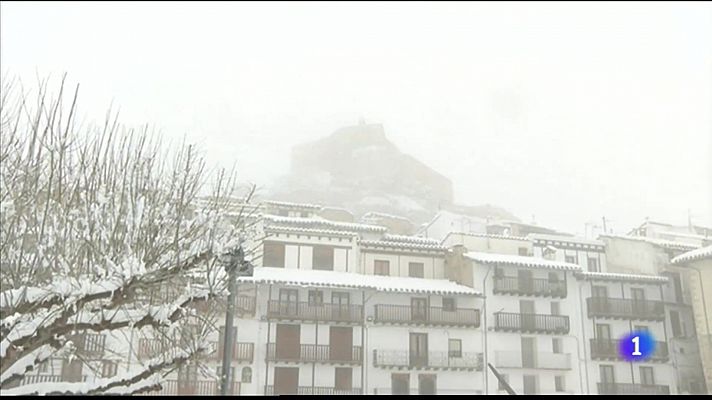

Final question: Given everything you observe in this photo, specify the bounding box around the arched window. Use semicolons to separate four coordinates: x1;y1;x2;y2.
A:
242;366;252;383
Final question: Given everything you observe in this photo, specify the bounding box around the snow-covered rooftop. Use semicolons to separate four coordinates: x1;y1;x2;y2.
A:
238;267;480;296
599;234;700;251
465;252;582;271
360;239;447;252
444;231;530;242
574;271;669;284
263;214;388;233
671;245;712;265
361;211;412;222
265;225;359;238
262;200;323;210
529;233;604;247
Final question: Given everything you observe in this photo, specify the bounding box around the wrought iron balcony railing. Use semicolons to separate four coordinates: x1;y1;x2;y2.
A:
494;351;572;370
373;305;480;327
586;298;665;321
266;343;363;364
590;338;669;362
267;301;363;323
597;382;670;395
493;276;567;298
372;350;483;371
493;312;570;334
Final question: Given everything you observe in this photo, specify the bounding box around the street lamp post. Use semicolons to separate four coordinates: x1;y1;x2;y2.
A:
220;240;253;396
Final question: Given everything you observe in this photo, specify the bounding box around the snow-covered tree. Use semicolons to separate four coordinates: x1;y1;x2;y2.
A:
0;75;260;395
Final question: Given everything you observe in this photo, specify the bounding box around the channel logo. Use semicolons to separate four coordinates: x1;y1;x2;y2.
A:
618;330;657;362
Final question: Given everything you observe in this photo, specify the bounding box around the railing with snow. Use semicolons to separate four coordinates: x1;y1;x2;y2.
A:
264;386;362;395
144;380;241;395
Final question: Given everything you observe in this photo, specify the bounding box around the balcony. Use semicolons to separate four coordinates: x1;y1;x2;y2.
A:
597;383;670;395
264;386;362;395
590;339;669;362
493;276;567;298
586;298;665;321
493;312;570;334
145;380;241;396
137;338;166;360
266;343;363;365
267;301;362;324
494;351;572;370
20;374;63;385
67;333;105;359
210;341;254;363
373;350;483;371
373;305;480;327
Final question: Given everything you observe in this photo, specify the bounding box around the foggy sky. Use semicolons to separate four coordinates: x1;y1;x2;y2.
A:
2;1;711;236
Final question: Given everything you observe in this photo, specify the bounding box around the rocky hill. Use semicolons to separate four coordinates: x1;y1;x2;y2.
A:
268;121;518;229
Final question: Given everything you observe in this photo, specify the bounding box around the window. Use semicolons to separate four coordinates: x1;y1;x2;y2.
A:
550;302;560;316
263;242;286;268
442;298;456;312
102;361;117;378
448;339;462;358
375;260;390;276
313;245;334;270
300;211;309;218
552;338;562;354
555;376;565;392
587;257;600;272
408;262;424;278
308;290;323;306
634;325;649;332
640;366;655;386
242;367;252;383
565;254;577;264
498;374;509;391
671;273;684;303
518;247;529;256
670;311;683;337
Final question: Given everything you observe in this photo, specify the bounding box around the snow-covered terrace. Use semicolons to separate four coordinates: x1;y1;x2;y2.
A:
465;252;582;271
237;267;481;296
574;271;669;284
671;245;712;264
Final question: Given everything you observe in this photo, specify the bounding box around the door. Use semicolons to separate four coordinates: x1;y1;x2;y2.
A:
335;368;353;392
61;359;83;382
521;337;537;368
218;326;237;360
411;298;428;322
640;366;655;386
409;333;428;367
518;270;534;294
392;373;410;395
599;365;615;393
273;367;299;395
418;374;436;395
595;324;612;355
279;289;299;317
523;375;537;394
631;288;646;314
331;292;350;321
520;300;536;331
329;326;353;362
275;324;300;360
177;365;197;395
592;286;609;312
